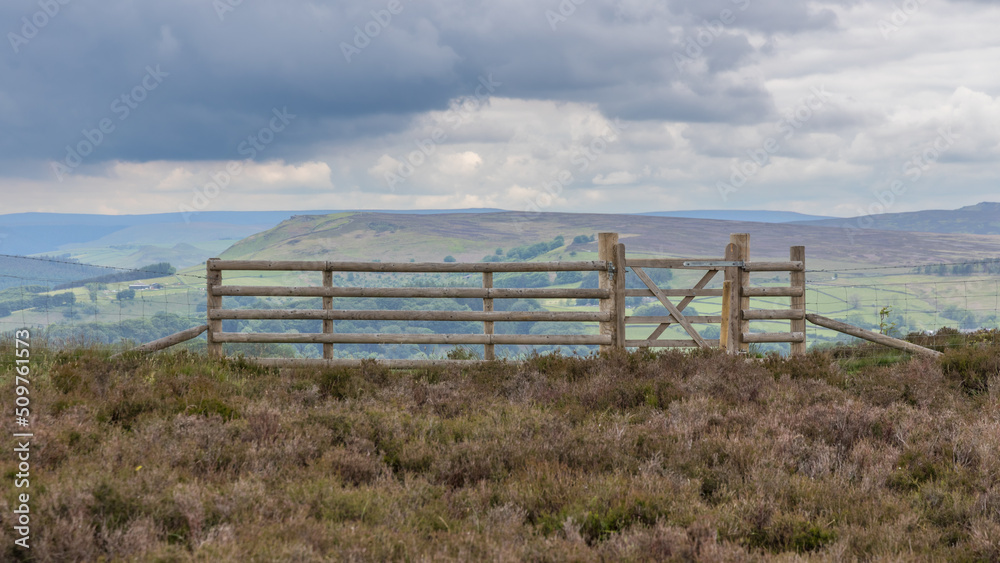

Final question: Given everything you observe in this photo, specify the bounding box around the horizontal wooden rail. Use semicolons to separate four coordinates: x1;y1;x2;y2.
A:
209;259;608;273
625;258;724;269
213;286;610;299
626;339;721;348
210;309;609;322
742;287;803;297
744;261;804;272
249;358;489;369
625;315;723;324
742;309;805;321
213;332;612;346
625;289;724;298
806;314;942;358
741;332;805;343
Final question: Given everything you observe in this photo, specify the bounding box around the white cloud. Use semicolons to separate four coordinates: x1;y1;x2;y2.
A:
592;171;637;185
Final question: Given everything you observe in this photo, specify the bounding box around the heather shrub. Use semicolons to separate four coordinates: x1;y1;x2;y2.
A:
941;342;1000;394
0;340;996;560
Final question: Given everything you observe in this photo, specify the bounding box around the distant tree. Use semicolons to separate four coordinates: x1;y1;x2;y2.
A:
495;248;504;255
554;271;583;284
116;289;135;301
444;255;457;262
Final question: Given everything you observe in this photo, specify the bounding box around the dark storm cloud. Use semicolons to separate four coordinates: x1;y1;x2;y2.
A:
0;0;851;168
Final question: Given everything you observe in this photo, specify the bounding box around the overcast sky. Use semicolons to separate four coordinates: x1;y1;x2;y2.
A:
2;0;998;217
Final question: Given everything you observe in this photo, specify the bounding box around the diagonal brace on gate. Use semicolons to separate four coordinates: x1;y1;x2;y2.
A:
643;269;719;342
631;266;709;348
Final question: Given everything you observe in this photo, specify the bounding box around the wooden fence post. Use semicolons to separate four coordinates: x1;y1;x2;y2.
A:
722;242;741;354
730;233;750;353
598;232;619;353
790;246;806;356
613;242;627;350
206;258;223;358
323;269;334;360
720;280;731;351
483;272;495;360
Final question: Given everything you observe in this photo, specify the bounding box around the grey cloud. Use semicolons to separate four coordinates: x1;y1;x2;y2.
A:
0;0;823;168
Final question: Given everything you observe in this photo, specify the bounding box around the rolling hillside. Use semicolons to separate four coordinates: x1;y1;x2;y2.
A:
217;210;1000;269
793;201;1000;235
637;210;834;222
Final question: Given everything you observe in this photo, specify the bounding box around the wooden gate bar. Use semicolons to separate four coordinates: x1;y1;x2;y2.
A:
626;316;723;324
742;309;804;321
625;288;724;298
742;287;803;297
627;258;728;269
625;339;722;348
743;261;804;272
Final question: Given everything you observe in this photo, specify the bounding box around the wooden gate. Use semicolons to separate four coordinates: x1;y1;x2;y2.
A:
611;233;807;354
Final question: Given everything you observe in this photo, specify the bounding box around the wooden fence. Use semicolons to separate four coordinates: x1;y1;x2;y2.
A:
198;232;813;368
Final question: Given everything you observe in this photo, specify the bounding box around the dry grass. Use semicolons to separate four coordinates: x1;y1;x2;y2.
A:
3;342;1000;561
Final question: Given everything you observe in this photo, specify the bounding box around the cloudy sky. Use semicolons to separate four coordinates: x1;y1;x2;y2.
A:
2;0;998;217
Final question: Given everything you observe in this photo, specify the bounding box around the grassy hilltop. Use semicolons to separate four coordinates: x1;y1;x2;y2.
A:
3;341;1000;561
215;210;1000;267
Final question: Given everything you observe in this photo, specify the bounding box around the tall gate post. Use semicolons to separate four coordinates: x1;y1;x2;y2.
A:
206;258;223;358
598;232;619;353
721;242;741;353
613;242;627;350
790;246;806;356
730;233;750;353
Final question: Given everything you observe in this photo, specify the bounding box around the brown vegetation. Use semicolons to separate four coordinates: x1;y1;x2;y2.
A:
3;342;1000;561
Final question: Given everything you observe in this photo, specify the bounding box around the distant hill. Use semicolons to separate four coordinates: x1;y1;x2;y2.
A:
792;202;1000;234
216;211;1000;268
0;208;507;257
0;255;110;290
636;210;834;223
